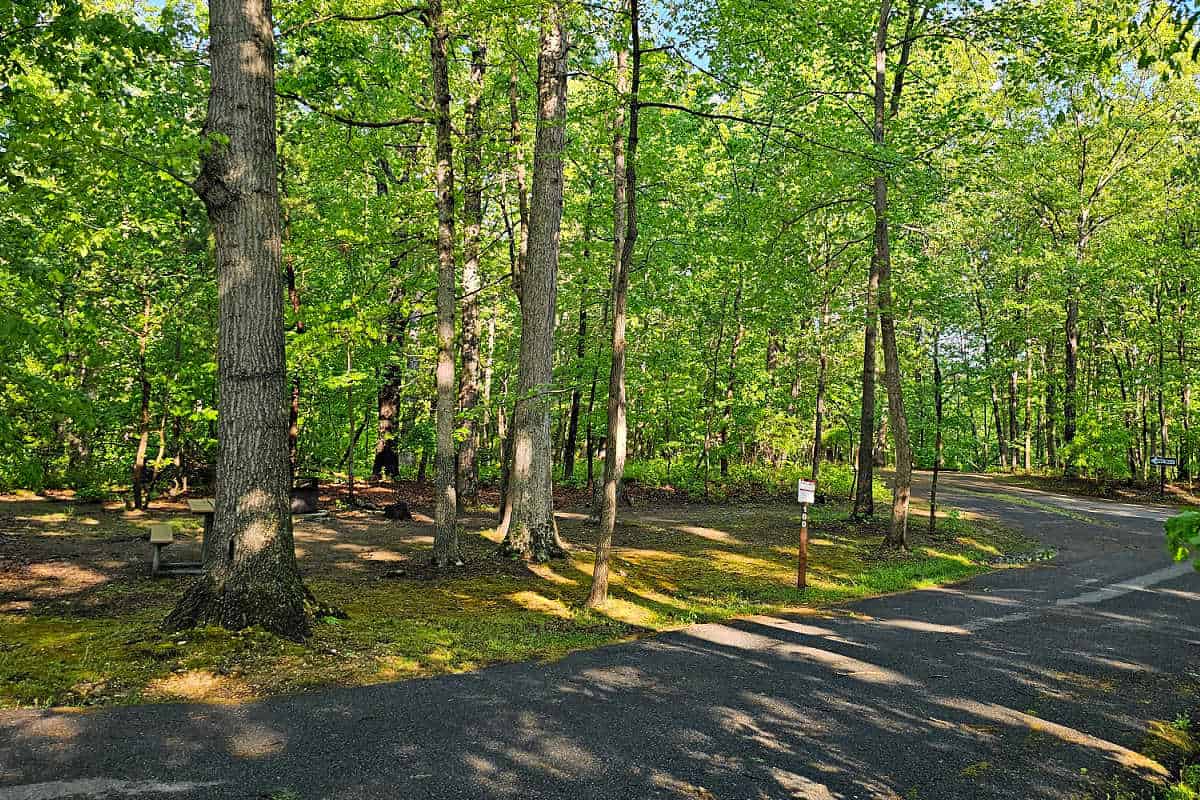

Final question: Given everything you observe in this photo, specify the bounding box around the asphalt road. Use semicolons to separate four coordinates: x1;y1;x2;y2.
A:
2;473;1198;800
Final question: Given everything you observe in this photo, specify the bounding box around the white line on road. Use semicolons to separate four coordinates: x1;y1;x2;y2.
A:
963;562;1196;632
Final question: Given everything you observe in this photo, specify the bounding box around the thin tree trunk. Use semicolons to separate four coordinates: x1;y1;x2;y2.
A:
482;311;497;452
930;328;943;535
585;359;600;491
719;279;745;478
132;293;152;510
1112;345;1137;481
811;306;828;487
874;0;915;547
345;340;356;503
372;290;418;480
497;58;532;527
1063;284;1080;475
1157;285;1168;478
1044;338;1057;469
1179;278;1191;482
457;44;487;508
280;149;303;477
428;0;460;565
500;3;568;561
1024;340;1033;473
589;47;629;519
508;62;530;293
975;291;1009;469
167;0;310;638
587;0;638;608
1008;364;1019;471
852;279;879;517
563;177;597;482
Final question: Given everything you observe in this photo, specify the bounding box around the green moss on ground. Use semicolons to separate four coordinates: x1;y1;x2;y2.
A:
0;498;1035;709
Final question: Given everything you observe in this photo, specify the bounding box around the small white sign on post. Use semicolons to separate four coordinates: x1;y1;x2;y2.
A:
797;479;816;505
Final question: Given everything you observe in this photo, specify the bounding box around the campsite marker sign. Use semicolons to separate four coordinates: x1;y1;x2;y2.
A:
1151;455;1177;497
797;480;816;589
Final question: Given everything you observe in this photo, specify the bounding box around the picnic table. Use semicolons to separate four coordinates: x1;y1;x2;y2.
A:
186;498;216;566
161;491;316;575
186;498;215;537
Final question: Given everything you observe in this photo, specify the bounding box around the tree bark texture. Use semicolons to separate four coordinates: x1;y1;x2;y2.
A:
587;0;637;609
428;0;460;566
457;44;486;508
168;0;309;639
500;3;568;561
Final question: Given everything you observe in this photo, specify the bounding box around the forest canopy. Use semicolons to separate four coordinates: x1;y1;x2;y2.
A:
2;0;1197;528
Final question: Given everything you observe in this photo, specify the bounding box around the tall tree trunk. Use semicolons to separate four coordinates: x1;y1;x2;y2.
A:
457;45;487;508
811;297;829;486
482;311;497;452
1024;340;1033;473
370;154;415;482
584;364;599;490
372;290;418;480
1111;344;1137;481
168;0;310;639
280;149;303;476
1063;286;1080;476
500;3;568;561
1044;338;1057;469
344;340;357;502
975;291;1009;469
594;42;628;509
719;279;744;478
587;0;638;609
132;293;152;510
929;328;943;535
1157;285;1168;479
497;58;532;528
873;0;915;546
1179;278;1191;482
508;62;530;293
852;280;879;517
1138;367;1150;478
563;177;597;482
428;0;460;565
1008;365;1019;470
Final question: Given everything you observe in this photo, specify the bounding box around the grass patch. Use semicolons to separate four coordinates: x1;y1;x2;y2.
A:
0;496;1035;710
1088;714;1200;799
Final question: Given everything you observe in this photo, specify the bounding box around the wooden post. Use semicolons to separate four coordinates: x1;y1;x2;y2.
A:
798;503;809;590
796;478;815;590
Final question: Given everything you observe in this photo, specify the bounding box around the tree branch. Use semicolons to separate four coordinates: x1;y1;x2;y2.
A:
279;5;427;38
278;91;428;128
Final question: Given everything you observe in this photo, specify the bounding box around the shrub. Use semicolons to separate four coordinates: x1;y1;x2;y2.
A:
622;458;890;504
1166;511;1200;572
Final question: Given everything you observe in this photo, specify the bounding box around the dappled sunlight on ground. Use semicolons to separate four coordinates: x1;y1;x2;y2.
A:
146;670;252;704
933;696;1170;779
0;489;1033;710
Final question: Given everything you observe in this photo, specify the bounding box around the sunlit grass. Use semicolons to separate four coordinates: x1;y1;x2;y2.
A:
0;498;1035;709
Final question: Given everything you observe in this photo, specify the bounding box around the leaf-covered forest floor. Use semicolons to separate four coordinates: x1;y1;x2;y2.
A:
0;484;1036;710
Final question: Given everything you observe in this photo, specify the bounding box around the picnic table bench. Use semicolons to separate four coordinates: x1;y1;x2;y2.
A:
148;521;202;577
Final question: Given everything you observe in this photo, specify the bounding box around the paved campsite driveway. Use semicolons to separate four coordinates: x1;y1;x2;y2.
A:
2;474;1198;800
